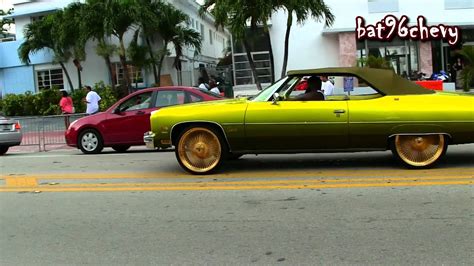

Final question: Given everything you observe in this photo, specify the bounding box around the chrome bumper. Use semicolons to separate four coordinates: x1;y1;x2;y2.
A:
143;131;156;149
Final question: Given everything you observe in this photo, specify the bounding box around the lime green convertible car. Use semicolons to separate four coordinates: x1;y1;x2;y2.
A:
144;67;473;174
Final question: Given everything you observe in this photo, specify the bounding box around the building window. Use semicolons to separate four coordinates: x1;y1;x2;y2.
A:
112;63;144;86
36;69;64;90
356;38;419;78
233;28;274;85
209;29;213;44
368;0;399;13
445;0;474;9
200;24;205;40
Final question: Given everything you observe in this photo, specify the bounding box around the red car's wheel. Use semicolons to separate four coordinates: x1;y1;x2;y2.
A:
78;129;104;154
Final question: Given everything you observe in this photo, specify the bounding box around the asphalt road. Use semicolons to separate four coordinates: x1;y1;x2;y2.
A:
0;145;473;265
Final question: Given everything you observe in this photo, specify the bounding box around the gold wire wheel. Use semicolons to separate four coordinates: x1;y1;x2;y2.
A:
395;134;445;167
177;127;222;173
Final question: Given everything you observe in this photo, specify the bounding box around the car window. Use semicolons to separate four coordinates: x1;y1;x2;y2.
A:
283;75;382;101
119;92;153;112
187;92;203;103
325;76;382;100
155;90;185;107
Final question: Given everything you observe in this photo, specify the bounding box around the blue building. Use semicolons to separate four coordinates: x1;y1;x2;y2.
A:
0;0;230;97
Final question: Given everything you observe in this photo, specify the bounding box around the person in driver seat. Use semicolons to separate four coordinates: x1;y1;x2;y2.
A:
290;76;324;101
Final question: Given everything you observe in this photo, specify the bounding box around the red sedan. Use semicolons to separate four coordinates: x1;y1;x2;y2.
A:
66;86;223;154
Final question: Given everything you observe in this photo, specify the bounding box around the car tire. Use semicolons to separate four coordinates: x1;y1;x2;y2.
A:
0;146;9;155
112;145;131;153
78;129;104;154
175;126;227;175
391;134;447;169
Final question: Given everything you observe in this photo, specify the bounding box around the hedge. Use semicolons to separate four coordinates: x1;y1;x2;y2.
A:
0;82;124;116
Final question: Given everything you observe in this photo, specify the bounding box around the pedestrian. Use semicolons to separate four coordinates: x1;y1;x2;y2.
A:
208;79;220;94
320;75;334;96
83;85;101;115
453;57;464;90
197;77;209;91
59;90;74;128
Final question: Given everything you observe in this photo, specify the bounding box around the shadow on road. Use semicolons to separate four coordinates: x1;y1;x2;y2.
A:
219;149;474;174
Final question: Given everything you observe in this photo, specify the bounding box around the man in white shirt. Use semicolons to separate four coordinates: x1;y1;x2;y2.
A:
197;77;209;91
320;76;334;96
208;79;221;94
84;86;101;115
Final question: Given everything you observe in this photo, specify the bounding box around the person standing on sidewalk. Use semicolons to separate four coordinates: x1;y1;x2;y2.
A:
83;86;101;115
59;90;74;128
320;75;334;97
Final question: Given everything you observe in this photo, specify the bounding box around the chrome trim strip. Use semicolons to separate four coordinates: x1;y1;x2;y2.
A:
351;121;473;124
221;123;244;126
228;148;386;154
388;133;453;139
245;122;347;125
170;120;233;152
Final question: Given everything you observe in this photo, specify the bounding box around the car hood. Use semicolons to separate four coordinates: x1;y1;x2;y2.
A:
69;112;107;129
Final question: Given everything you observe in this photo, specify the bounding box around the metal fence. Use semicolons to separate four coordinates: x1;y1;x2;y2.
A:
13;114;87;152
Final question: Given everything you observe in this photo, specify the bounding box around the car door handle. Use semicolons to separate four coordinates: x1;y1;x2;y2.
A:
333;109;346;114
136;111;145;115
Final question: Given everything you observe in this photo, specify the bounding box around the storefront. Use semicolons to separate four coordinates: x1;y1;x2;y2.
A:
356;37;420;77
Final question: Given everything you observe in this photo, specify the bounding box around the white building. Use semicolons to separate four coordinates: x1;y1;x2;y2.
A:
0;0;230;95
233;0;474;88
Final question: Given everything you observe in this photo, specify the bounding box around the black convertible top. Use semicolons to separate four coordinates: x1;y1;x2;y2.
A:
287;67;435;95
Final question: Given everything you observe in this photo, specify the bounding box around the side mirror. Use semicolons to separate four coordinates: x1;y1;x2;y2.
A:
272;93;280;105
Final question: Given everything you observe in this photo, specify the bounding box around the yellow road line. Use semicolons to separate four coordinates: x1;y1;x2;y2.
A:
2;168;473;180
0;180;471;192
22;175;474;188
5;177;37;187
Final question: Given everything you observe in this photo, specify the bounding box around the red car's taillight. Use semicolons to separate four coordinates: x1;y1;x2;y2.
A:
15;122;21;130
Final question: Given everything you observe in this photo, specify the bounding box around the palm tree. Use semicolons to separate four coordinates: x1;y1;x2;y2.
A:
58;3;87;89
275;0;334;78
18;14;75;91
83;0;118;89
457;46;474;91
103;0;138;93
202;0;273;90
133;0;164;84
127;29;150;89
148;3;201;86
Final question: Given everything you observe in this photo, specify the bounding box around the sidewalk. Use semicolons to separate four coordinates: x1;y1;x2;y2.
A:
9;144;73;153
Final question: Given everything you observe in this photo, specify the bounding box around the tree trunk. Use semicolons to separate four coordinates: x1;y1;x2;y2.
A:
77;66;82;89
156;46;167;87
119;35;132;94
281;12;293;79
104;55;116;89
59;61;74;91
146;37;159;84
267;30;276;83
242;39;262;90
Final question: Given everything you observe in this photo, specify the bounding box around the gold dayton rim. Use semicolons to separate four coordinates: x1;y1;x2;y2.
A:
177;127;222;173
395;134;445;167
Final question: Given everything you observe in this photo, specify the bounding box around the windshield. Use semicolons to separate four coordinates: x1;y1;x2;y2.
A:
251;77;289;102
